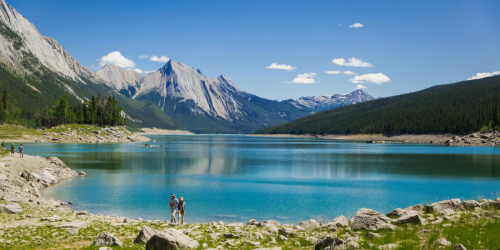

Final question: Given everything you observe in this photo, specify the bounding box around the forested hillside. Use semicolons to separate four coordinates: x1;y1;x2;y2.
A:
255;75;500;135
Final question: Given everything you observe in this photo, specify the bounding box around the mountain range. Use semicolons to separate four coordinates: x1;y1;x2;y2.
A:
0;0;373;133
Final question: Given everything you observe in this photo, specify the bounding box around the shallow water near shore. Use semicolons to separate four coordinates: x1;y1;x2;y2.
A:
25;135;500;224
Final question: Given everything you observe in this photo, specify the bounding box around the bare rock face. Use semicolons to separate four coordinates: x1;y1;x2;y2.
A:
145;228;200;249
0;203;22;214
92;232;123;247
134;226;159;244
96;64;142;98
351;208;395;231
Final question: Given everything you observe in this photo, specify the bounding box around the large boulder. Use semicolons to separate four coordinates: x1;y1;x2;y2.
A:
0;203;22;214
135;226;159;244
247;219;259;226
351;208;395;231
146;228;199;249
41;170;57;184
278;227;297;237
424;199;462;215
92;232;123;247
299;219;321;230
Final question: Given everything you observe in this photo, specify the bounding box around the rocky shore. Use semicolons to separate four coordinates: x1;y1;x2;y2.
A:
31;125;150;143
1;153;500;249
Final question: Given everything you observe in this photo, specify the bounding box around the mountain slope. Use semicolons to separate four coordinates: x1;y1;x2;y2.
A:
96;64;142;98
285;90;375;111
255;76;500;135
0;0;181;129
97;59;312;133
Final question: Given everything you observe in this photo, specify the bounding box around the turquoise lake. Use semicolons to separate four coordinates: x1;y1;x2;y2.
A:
29;135;500;224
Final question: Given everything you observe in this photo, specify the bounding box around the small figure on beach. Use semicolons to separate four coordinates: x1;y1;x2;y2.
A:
169;193;179;224
19;144;24;158
1;141;5;148
178;197;186;225
10;143;15;156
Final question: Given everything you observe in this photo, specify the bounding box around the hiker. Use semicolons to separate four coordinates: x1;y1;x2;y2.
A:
19;144;24;158
1;141;4;148
178;197;186;225
169;193;179;224
10;143;15;156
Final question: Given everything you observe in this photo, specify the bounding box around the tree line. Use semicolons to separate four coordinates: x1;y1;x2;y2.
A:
34;93;124;128
255;75;500;135
0;88;21;123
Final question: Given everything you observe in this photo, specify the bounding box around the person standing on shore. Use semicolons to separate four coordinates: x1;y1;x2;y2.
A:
19;144;24;158
169;193;179;224
1;141;5;148
178;197;186;225
10;143;15;156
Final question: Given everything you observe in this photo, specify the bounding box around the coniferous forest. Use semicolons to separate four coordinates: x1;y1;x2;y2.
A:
255;75;500;135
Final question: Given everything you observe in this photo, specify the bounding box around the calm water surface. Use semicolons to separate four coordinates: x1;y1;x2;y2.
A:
28;135;500;223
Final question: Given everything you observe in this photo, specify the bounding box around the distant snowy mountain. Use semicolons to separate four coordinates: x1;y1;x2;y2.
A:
96;59;312;133
285;90;375;111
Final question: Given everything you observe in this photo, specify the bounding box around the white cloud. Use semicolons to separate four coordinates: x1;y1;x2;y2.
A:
127;68;142;74
325;70;341;75
150;55;170;63
97;51;135;68
138;55;149;59
288;73;317;84
349;23;363;28
467;71;500;80
355;84;367;89
332;57;373;67
266;62;297;71
343;71;356;75
349;73;391;84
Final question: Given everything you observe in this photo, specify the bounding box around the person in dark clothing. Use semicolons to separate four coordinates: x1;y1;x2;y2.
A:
178;197;186;225
19;144;24;158
10;143;15;157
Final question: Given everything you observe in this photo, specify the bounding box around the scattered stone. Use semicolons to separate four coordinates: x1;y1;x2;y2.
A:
278;227;297;237
454;244;467;250
223;233;239;239
365;232;381;239
393;213;426;225
92;233;123;247
314;236;343;250
247;219;259;226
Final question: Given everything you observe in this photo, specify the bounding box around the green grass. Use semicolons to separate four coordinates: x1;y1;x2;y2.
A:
0;147;8;157
0;124;37;140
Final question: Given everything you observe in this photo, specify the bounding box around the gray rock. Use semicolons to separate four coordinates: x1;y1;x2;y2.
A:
314;236;343;250
56;221;88;229
434;238;452;247
210;233;222;240
454;244;467;250
351;208;395;231
364;232;381;239
299;219;321;230
0;203;22;214
258;220;281;228
254;232;264;240
329;215;349;227
134;226;159;244
278;235;287;241
461;200;480;209
223;233;239;239
386;208;404;218
247;219;259;226
146;228;199;249
278;227;297;236
92;232;123;247
393;213;426;225
424;199;462;215
378;243;399;250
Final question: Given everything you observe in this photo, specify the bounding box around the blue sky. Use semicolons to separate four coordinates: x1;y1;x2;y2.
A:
10;0;500;100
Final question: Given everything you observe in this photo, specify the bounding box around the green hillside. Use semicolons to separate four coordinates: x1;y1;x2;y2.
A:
255;75;500;135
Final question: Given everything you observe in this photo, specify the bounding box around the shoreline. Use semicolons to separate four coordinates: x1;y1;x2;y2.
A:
253;132;500;146
1;153;499;249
